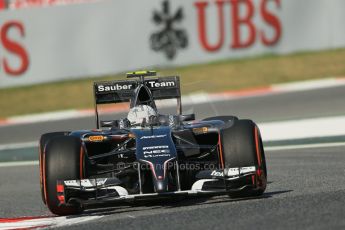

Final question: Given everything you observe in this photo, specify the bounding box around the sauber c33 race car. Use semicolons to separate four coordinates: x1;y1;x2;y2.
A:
39;71;267;216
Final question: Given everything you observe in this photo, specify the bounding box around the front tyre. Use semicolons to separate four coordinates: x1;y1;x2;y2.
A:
39;132;69;204
43;136;85;215
220;120;267;197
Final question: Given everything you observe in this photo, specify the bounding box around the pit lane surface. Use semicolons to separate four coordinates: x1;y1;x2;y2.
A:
1;84;345;145
1;145;345;229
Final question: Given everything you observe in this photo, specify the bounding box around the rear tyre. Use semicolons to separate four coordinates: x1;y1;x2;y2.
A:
39;132;69;204
43;136;85;215
220;119;267;197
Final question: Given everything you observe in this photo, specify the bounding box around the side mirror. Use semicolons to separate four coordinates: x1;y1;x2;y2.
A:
101;119;131;128
100;120;117;128
180;114;195;122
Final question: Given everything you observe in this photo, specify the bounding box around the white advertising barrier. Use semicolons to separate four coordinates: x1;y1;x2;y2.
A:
0;0;345;88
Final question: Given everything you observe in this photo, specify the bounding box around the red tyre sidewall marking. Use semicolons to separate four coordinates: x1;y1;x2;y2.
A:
254;126;267;189
217;133;225;169
42;147;48;204
254;126;262;167
38;140;44;202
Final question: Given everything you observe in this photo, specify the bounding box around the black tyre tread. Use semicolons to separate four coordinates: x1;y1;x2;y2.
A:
220;119;266;197
44;136;83;215
39;132;69;204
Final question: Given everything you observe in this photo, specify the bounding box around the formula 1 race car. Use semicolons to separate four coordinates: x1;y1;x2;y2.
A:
39;71;267;216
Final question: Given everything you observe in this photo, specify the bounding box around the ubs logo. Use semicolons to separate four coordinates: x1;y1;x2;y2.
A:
150;0;188;60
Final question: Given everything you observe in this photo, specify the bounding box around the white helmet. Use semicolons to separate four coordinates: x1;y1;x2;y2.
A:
127;105;157;125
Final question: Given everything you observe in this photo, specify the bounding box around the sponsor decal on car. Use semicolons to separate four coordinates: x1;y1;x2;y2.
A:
143;145;171;158
209;167;256;178
97;84;133;92
64;178;108;187
240;166;256;174
227;168;240;176
88;135;104;142
143;145;169;150
211;170;224;177
147;80;175;88
140;134;167;139
225;166;256;177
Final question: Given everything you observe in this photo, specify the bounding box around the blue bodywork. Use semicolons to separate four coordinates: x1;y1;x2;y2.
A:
131;126;177;193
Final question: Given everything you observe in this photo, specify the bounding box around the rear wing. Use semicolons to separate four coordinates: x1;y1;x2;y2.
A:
93;75;182;128
94;76;181;104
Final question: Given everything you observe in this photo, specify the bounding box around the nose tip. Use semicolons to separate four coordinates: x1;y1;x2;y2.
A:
154;180;168;193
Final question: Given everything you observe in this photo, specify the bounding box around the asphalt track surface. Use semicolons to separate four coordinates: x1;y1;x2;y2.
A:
0;85;345;229
1;84;345;145
0;146;344;229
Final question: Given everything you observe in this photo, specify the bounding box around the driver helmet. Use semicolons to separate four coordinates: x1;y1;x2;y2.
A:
127;105;157;125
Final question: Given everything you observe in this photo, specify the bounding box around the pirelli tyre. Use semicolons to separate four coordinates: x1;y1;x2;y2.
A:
219;119;267;197
42;136;85;215
39;132;70;204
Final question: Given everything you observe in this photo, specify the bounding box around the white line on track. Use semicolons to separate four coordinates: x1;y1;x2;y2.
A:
0;161;38;168
258;115;345;141
0;142;37;151
265;142;345;151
